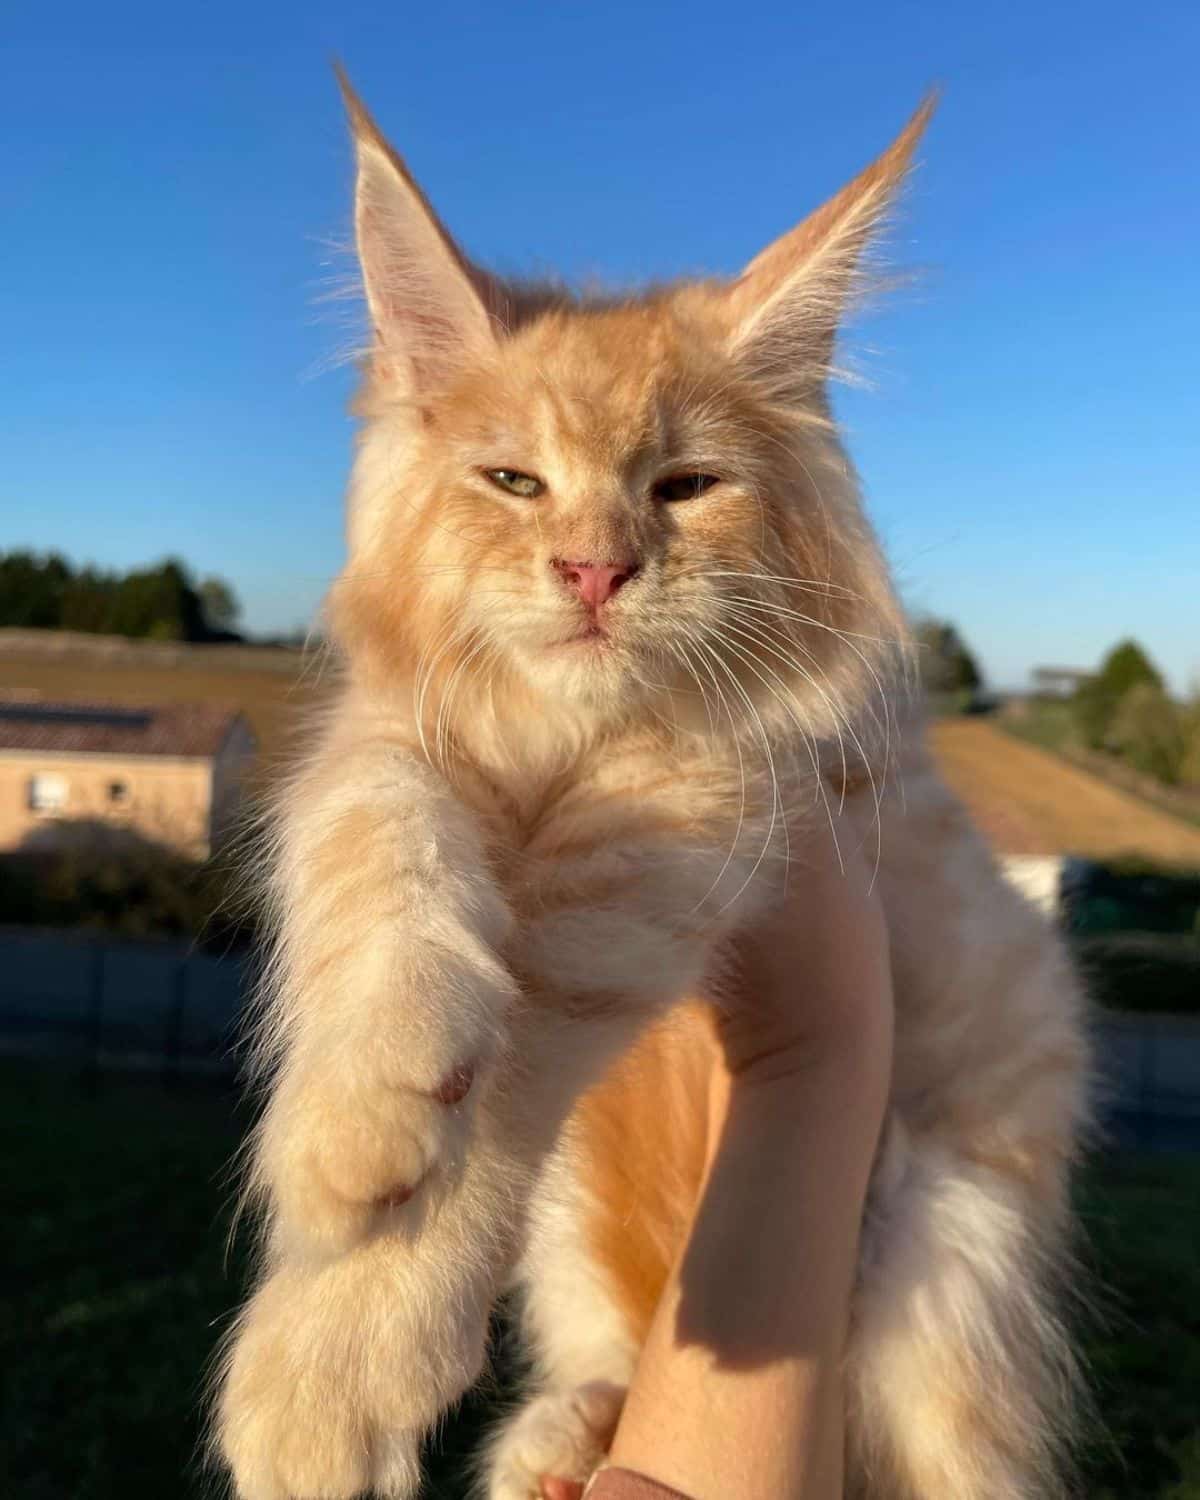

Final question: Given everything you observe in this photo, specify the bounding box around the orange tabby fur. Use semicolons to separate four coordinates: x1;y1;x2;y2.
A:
212;75;1089;1500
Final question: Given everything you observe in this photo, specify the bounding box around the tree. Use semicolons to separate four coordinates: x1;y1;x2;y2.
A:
1107;682;1187;784
1178;695;1200;789
59;565;119;633
105;559;204;641
1073;640;1164;749
915;618;983;702
0;550;229;642
0;550;71;628
198;576;241;635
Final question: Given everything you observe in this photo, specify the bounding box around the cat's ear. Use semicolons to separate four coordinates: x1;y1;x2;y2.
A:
337;67;500;397
722;95;936;397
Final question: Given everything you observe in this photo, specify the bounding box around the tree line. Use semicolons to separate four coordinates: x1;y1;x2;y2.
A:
0;551;242;643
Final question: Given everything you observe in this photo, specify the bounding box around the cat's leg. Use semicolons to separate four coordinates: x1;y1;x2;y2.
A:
845;1122;1080;1500
217;1173;506;1500
221;1023;652;1500
216;731;524;1499
219;731;768;1499
483;1139;638;1500
245;738;520;1261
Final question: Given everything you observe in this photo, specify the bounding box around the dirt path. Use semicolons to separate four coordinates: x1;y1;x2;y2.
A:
930;718;1200;866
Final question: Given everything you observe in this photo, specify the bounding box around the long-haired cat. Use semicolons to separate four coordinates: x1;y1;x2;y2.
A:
213;75;1090;1500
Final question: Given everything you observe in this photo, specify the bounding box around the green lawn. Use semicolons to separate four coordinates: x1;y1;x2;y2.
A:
3;1064;1198;1498
999;698;1082;756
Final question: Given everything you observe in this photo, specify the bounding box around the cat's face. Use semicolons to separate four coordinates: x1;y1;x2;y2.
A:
332;78;928;743
346;299;860;714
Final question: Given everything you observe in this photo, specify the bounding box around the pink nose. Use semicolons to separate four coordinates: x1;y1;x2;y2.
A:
552;557;639;608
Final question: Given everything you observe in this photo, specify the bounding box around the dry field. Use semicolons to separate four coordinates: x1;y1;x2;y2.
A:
0;637;333;790
5;636;1200;866
931;717;1200;866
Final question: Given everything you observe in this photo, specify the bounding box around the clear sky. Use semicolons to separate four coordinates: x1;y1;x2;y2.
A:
3;0;1197;690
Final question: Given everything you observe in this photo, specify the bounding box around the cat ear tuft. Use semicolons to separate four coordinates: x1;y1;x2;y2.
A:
724;94;937;397
335;65;498;396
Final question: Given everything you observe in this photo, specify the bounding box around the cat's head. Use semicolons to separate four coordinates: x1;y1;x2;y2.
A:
330;74;929;752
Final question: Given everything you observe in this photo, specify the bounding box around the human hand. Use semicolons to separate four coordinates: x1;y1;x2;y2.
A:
712;818;894;1126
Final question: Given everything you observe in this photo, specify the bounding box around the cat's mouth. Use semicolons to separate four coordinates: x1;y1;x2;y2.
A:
563;621;612;647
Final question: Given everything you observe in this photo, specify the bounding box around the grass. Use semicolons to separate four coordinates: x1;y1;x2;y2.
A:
1;1068;247;1500
1000;698;1080;756
2;1064;1199;1499
0;1064;497;1500
1077;1153;1200;1498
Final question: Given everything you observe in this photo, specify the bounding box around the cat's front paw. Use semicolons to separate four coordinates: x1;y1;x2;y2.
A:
260;1055;480;1258
487;1383;626;1500
218;1243;491;1499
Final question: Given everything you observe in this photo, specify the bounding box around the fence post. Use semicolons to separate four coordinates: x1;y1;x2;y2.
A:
83;939;105;1092
1142;1020;1160;1151
164;956;188;1088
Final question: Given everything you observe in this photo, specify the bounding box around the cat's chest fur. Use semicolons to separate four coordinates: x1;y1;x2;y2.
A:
458;731;800;996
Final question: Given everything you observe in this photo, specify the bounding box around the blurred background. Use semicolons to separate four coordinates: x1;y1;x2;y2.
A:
2;1;1197;1496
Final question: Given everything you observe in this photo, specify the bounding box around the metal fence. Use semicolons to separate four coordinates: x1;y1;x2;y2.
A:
0;926;247;1081
2;928;1199;1145
1094;1011;1200;1150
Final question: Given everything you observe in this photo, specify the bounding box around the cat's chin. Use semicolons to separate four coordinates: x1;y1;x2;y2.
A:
505;634;643;713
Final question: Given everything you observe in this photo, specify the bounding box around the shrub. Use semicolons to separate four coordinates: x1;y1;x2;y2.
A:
0;826;254;953
1073;640;1163;749
1063;856;1200;937
1108;683;1188;784
1074;933;1200;1015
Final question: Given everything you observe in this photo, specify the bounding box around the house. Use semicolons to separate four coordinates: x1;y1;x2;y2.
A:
1031;666;1091;700
0;698;256;857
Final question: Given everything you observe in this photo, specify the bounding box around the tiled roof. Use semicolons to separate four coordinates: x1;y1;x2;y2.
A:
0;698;246;759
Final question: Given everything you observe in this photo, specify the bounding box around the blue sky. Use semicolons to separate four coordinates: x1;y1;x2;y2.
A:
3;0;1197;690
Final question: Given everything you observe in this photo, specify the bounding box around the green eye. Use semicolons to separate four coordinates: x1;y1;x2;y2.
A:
653;473;721;503
485;468;544;499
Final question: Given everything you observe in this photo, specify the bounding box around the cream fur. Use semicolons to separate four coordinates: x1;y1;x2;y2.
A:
212;78;1089;1500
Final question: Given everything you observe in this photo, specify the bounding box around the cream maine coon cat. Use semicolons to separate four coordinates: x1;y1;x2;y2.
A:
214;77;1089;1500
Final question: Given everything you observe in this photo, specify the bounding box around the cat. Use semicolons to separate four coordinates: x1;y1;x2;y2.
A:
213;72;1090;1500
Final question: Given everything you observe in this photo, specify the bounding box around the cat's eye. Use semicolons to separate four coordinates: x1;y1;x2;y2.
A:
653;473;721;503
484;468;544;499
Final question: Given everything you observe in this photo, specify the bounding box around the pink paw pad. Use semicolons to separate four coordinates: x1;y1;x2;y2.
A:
432;1061;475;1105
375;1184;415;1211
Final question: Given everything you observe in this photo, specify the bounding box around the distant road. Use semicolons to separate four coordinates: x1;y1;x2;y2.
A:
931;718;1200;865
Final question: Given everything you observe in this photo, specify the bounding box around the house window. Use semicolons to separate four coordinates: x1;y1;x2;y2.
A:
107;780;130;805
28;773;68;814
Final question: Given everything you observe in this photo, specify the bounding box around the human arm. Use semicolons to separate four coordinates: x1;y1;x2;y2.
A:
600;826;894;1500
